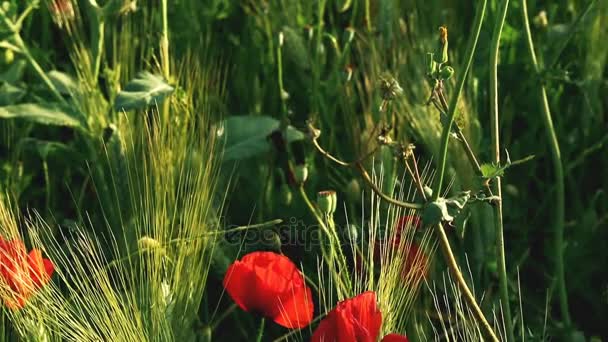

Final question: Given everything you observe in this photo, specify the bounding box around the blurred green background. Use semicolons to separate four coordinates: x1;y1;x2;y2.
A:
0;0;606;340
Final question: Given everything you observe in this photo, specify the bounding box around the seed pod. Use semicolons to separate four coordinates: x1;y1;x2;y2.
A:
317;190;337;216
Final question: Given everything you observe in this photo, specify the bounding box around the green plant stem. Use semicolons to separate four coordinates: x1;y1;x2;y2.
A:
42;159;51;213
433;0;487;199
309;137;423;209
277;34;287;118
489;0;514;340
364;0;371;31
521;0;570;326
298;186;351;298
430;1;498;340
436;90;490;196
211;303;238;329
255;317;265;342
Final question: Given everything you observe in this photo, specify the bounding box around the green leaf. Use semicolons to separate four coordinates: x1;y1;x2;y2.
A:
480;154;535;179
114;72;174;111
480;163;505;179
48;70;79;95
220;115;305;162
0;103;85;128
0;82;26;105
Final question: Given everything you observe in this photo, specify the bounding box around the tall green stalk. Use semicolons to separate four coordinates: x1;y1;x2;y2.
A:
432;1;486;197
521;0;571;326
430;2;499;341
489;0;514;340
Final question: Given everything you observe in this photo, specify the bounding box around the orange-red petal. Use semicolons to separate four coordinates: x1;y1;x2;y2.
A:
223;251;314;329
381;333;409;342
312;291;382;342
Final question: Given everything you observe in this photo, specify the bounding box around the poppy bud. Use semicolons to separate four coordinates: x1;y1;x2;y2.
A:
434;26;449;64
293;164;308;184
439;66;454;80
317;190;337;216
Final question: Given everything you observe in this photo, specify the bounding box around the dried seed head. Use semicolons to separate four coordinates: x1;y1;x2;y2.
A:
379;76;403;101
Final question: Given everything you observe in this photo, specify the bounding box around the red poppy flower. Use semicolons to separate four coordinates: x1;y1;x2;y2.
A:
0;237;55;309
223;251;313;329
311;291;408;342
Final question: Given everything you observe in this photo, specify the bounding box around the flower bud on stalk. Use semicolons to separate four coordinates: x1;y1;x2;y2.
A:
434;26;449;64
293;164;309;185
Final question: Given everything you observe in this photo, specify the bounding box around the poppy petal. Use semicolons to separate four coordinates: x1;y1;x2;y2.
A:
273;284;313;329
223;260;258;312
312;291;383;342
381;333;409;342
223;251;314;329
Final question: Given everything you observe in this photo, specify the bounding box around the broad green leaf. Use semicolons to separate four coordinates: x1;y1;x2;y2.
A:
114;72;174;111
220;115;305;162
0;103;85;128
